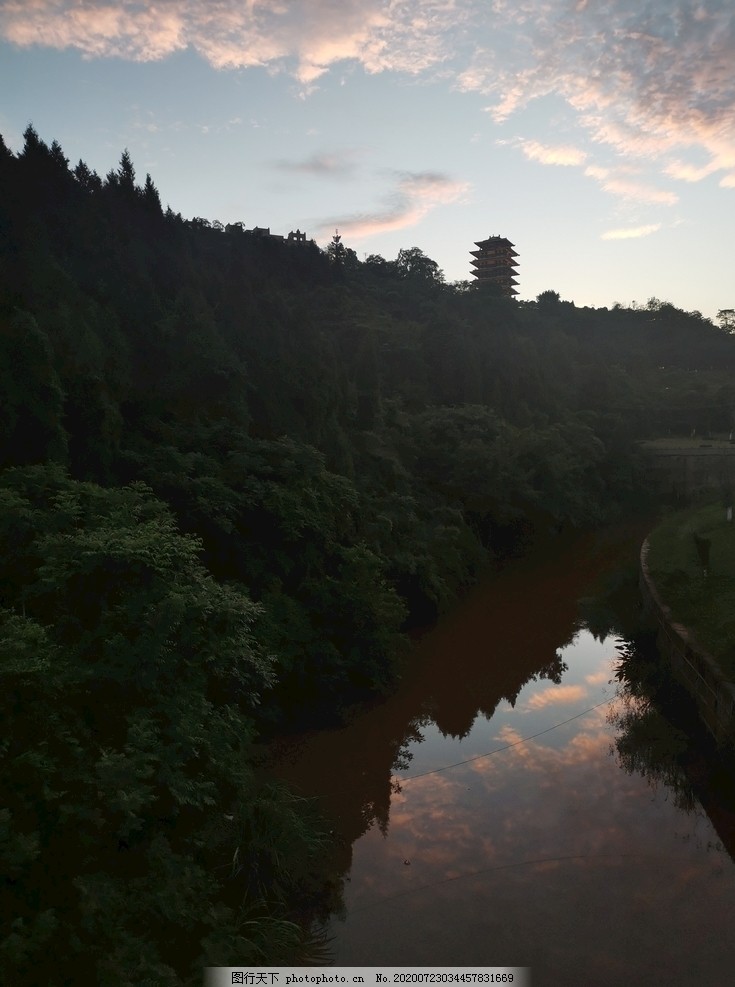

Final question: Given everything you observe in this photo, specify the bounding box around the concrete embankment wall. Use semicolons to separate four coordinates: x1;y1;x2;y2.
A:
641;442;735;501
639;538;735;746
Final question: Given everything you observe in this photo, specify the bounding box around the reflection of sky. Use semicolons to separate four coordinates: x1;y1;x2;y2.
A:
330;631;735;986
393;631;619;778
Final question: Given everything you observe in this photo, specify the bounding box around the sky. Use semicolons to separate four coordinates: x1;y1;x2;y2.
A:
1;0;734;319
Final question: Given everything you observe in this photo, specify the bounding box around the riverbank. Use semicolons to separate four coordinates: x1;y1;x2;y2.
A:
641;502;735;745
645;503;735;678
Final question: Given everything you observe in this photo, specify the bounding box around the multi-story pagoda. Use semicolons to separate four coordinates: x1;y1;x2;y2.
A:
470;236;519;295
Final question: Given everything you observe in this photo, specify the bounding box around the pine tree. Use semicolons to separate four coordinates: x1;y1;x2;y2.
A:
73;159;102;195
117;148;137;195
327;229;345;265
142;173;162;215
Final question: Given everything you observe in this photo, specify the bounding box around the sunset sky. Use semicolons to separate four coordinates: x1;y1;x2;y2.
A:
1;1;733;318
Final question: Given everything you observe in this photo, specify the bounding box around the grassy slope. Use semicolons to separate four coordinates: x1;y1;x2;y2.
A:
647;502;735;678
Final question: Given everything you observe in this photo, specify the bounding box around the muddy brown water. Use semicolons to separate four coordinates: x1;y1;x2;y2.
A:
272;526;735;986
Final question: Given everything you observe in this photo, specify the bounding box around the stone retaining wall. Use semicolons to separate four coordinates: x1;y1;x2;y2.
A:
640;443;735;501
639;537;735;746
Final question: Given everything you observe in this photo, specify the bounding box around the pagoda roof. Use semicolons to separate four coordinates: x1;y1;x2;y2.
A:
474;236;515;248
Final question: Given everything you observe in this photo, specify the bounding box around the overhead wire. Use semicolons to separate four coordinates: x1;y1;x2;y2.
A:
392;695;616;785
350;693;635;914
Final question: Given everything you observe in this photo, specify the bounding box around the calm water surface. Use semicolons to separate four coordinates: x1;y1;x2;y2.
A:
273;529;735;986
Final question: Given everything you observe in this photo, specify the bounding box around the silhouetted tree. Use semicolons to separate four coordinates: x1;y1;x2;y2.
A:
396;246;444;283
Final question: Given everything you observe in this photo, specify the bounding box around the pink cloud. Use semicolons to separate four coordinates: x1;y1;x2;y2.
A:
525;683;589;710
0;1;466;81
468;2;735;189
584;670;610;686
316;171;471;241
1;1;187;61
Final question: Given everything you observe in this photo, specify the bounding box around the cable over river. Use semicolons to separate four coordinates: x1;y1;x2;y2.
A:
271;525;735;987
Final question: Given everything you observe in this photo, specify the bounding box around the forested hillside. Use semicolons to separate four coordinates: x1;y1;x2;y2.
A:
2;127;734;983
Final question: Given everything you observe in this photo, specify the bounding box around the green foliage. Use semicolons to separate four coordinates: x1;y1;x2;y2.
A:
0;466;323;981
0;310;67;467
513;418;607;525
647;503;735;676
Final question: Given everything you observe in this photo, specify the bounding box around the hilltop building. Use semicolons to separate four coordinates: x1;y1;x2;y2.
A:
246;226;311;243
470;236;519;295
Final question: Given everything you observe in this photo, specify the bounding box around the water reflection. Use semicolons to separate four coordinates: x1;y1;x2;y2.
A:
272;528;735;985
612;639;735;859
611;641;699;815
325;633;735;983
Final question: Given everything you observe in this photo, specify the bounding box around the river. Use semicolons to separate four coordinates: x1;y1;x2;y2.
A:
272;525;735;986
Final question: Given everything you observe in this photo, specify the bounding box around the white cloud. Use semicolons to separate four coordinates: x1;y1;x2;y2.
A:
513;139;588;167
664;159;721;182
601;224;661;240
584;165;678;205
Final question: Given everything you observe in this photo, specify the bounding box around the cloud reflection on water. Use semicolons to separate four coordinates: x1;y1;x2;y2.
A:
272;530;735;983
523;682;590;709
331;633;735;984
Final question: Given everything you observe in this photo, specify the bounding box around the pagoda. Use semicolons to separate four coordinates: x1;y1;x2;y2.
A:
470;236;519;295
